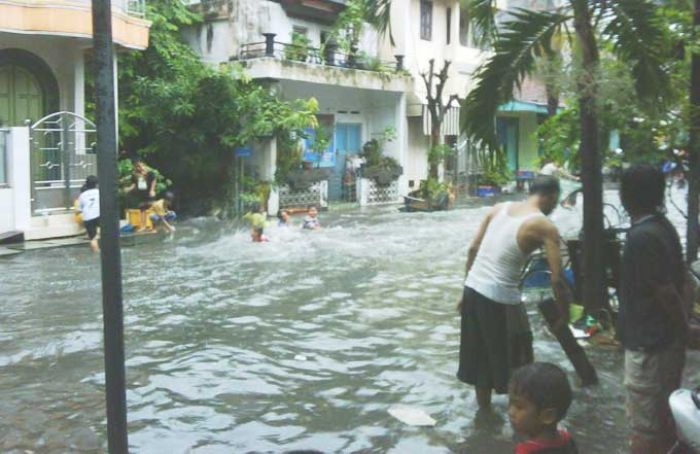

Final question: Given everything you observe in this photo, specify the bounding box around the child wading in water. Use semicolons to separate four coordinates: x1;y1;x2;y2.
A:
277;209;291;227
78;175;100;252
251;226;269;243
150;191;177;233
302;205;320;230
508;362;578;454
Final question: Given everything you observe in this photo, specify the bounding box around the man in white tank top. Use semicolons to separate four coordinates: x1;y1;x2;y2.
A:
457;176;569;411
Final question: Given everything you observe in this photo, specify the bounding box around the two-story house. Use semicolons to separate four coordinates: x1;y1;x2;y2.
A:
0;0;151;239
185;0;552;212
382;0;554;187
185;0;414;213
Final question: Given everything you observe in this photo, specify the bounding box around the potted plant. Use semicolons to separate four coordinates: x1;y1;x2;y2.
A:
285;31;311;62
286;168;331;191
358;128;403;186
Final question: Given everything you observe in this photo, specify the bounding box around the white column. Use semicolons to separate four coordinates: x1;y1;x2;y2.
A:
9;127;31;231
74;48;86;154
395;92;409;196
74;49;85;118
266;137;279;216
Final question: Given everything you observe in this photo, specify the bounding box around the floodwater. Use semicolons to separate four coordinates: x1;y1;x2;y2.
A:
1;189;699;453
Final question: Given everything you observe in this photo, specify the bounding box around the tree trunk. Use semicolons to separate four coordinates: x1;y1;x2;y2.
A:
687;0;700;263
573;3;607;313
546;85;559;118
430;126;442;180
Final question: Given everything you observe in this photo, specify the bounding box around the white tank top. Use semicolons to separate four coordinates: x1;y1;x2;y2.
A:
465;203;544;304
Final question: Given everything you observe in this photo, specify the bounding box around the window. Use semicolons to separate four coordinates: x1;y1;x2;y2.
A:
446;7;452;45
420;0;433;41
292;26;308;37
459;5;470;47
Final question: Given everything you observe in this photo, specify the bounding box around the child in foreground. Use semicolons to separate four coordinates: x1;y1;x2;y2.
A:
251;226;269;243
150;191;177;233
508;362;578;454
302;205;320;230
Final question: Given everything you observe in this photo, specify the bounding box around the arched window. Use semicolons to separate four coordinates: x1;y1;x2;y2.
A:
0;49;58;126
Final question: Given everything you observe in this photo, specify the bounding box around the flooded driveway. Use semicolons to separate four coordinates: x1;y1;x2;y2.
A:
1;191;698;453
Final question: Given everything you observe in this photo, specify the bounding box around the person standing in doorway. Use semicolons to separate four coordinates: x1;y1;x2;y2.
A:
618;165;687;454
457;176;569;412
78;175;100;252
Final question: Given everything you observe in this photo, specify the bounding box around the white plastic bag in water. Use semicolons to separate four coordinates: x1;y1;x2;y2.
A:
388;405;437;427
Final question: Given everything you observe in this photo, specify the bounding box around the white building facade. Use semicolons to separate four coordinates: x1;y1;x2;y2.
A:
184;0;553;211
0;0;150;239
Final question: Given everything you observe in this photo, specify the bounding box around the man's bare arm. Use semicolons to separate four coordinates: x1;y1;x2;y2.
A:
538;219;570;322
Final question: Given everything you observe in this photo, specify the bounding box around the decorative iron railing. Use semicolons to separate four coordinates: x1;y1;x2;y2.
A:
238;34;405;74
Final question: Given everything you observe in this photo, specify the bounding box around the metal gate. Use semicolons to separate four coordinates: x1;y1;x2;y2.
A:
30;111;97;214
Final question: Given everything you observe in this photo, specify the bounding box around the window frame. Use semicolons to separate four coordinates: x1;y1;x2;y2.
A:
458;4;470;47
446;7;452;45
420;0;433;41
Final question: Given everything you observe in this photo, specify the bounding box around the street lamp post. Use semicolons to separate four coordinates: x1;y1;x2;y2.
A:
91;0;128;452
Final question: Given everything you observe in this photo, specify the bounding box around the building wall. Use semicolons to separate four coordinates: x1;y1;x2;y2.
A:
0;127;31;233
406;117;429;187
382;0;485;106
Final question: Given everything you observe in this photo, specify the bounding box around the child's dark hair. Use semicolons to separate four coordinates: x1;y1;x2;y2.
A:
84;175;98;190
253;226;264;235
307;204;316;211
277;209;288;221
509;362;572;421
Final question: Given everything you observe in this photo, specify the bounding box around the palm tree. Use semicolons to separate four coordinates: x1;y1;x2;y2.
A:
466;0;565;118
462;1;669;313
362;0;393;41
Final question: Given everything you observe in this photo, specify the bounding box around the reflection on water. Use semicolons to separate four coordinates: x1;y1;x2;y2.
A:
1;191;699;453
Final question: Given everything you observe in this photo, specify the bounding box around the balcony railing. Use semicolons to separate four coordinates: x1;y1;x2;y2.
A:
237;34;405;74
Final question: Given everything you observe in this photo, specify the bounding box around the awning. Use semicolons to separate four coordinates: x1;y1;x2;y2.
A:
422;105;460;136
498;100;550;115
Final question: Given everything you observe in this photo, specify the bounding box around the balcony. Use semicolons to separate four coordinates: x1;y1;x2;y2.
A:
234;34;411;92
238;34;405;74
0;0;151;50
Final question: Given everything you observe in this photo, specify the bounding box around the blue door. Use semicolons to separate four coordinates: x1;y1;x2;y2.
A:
497;117;519;172
331;123;361;201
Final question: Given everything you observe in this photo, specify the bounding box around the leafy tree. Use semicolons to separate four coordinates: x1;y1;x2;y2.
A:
420;59;459;180
462;1;670;312
113;0;317;216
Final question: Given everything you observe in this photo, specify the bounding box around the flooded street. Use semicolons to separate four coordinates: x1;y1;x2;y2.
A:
2;191;699;453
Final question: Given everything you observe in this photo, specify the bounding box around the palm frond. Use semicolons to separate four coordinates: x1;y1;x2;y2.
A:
364;0;393;45
462;8;572;150
601;0;670;102
464;0;499;48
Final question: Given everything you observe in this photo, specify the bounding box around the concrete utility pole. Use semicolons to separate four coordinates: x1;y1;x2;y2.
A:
91;0;128;452
687;0;700;262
